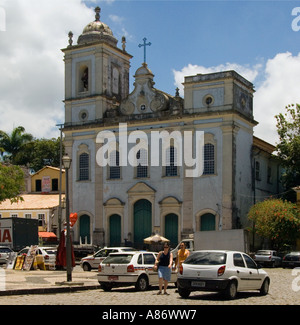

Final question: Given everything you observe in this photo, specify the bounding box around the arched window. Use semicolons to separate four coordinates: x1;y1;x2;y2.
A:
109;150;120;179
203;143;215;175
79;152;89;181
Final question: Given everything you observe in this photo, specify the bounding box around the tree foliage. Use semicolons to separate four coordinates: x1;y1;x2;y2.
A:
248;198;300;250
0;164;24;203
14;137;62;172
0;126;33;164
275;104;300;200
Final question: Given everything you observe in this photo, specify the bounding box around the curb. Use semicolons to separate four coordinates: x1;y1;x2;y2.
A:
0;284;101;296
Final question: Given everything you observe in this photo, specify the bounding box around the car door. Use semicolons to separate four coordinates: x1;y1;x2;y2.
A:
142;253;157;285
233;253;250;290
242;254;264;290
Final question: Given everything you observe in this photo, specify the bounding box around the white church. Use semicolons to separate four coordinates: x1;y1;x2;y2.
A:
62;7;281;249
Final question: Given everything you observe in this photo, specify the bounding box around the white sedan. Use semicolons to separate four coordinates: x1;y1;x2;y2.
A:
177;250;270;299
98;251;177;291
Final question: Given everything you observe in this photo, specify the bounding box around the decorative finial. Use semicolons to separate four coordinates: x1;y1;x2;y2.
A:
95;7;101;22
175;87;180;97
68;31;73;47
122;36;126;52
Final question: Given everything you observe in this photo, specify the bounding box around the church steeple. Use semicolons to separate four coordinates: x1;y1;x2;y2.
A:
62;7;132;126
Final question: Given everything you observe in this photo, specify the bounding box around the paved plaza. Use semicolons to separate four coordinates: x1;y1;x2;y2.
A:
0;266;299;305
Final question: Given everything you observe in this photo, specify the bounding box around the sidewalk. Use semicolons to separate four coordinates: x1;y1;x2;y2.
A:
0;266;100;296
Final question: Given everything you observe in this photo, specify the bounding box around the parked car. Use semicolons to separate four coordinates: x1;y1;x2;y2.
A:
254;250;282;267
80;247;137;271
17;246;57;268
177;250;270;299
98;251;177;291
282;251;300;268
0;246;14;264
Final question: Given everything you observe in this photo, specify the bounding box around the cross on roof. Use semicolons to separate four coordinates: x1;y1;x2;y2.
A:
138;37;151;64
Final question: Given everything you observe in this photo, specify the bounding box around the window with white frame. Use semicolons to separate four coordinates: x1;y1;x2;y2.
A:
79;152;89;181
203;143;215;175
109;150;121;179
136;149;148;178
38;213;45;227
165;146;178;176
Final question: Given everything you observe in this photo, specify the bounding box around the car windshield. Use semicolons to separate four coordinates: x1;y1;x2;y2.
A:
184;252;227;265
257;250;271;255
103;254;134;264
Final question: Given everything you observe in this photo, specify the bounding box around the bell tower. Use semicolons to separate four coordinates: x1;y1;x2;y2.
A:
62;7;132;126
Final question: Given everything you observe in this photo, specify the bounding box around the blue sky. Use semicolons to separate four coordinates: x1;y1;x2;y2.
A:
1;0;300;145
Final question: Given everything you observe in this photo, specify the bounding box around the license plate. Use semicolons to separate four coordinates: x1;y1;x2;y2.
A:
108;275;118;281
191;281;205;287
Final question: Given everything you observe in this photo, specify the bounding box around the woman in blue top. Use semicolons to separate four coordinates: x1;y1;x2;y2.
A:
154;242;173;295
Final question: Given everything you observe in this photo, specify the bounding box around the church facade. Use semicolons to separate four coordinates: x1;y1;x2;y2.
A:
62;8;280;248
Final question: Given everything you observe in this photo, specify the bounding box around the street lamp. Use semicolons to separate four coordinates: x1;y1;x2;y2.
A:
62;153;72;282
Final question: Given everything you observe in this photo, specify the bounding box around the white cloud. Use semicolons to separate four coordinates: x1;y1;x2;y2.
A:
173;53;300;145
254;52;300;145
0;0;93;139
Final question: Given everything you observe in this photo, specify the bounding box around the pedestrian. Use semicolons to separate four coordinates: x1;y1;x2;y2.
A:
154;242;173;295
175;241;190;271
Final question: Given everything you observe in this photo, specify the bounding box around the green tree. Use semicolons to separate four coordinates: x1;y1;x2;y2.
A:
248;198;300;250
275;104;300;201
0;126;33;164
0;164;24;203
14;138;63;172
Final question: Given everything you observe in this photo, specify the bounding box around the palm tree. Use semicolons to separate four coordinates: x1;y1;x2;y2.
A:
0;126;33;164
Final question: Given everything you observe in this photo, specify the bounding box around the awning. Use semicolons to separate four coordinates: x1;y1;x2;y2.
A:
38;232;57;239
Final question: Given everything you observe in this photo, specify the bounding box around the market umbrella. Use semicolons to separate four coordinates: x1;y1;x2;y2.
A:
143;234;170;244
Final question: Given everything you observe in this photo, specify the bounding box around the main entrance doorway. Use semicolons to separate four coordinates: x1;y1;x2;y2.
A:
134;199;152;248
109;214;121;246
165;213;178;247
79;214;90;244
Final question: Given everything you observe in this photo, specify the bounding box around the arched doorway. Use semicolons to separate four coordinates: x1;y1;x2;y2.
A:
109;214;121;246
80;214;90;244
165;213;178;247
134;199;152;248
200;213;216;231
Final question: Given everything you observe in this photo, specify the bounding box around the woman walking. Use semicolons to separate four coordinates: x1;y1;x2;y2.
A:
154;243;173;295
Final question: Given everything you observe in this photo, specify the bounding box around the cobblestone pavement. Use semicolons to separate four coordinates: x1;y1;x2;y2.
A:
0;268;299;305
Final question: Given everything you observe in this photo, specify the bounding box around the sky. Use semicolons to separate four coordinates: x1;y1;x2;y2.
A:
0;0;300;146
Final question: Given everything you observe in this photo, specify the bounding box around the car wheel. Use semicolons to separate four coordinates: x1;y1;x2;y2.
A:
83;263;91;271
224;280;237;299
135;275;149;291
260;278;270;295
100;283;112;291
178;287;190;299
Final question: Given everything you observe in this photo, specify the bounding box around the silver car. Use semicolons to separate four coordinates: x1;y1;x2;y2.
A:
0;246;14;264
80;247;137;271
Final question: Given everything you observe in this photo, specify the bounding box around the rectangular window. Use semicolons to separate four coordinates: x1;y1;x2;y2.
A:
52;178;59;191
109;151;121;179
255;161;260;180
38;213;45;227
36;179;42;192
203;143;215;175
25;214;32;219
136;149;148;178
165;146;178;177
79;153;89;181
